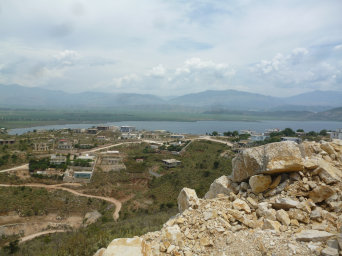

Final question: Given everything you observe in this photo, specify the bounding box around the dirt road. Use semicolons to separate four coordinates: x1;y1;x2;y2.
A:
19;230;66;243
0;164;29;173
0;183;121;221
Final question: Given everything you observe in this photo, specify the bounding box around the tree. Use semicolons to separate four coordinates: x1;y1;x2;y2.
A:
307;131;317;136
232;131;239;136
283;128;295;136
296;129;304;132
319;129;327;136
211;131;218;136
223;131;232;136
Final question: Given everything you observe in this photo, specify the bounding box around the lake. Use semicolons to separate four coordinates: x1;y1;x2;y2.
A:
8;120;342;135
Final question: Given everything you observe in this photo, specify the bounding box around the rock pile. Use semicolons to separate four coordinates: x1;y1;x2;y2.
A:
95;140;342;256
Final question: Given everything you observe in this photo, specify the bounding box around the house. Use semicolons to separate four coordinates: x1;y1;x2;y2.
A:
170;134;185;140
50;154;67;165
57;139;73;150
97;126;109;131
34;143;49;152
0;139;15;145
330;129;342;140
97;151;126;172
281;137;302;144
162;159;181;168
121;133;140;139
78;154;95;161
250;134;268;142
120;126;136;133
87;128;98;134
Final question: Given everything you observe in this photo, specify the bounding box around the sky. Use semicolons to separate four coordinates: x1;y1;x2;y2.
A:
0;0;342;97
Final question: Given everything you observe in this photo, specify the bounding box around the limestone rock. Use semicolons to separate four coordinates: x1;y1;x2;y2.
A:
177;188;199;213
269;175;281;189
232;198;251;213
276;209;290;226
94;248;106;256
321;247;339;256
308;185;335;203
232;141;304;182
313;160;342;184
249;174;272;193
204;176;232;199
162;225;182;245
321;143;337;156
84;210;102;226
288;208;309;224
262;219;281;232
102;237;151;256
295;230;334;242
272;197;299;210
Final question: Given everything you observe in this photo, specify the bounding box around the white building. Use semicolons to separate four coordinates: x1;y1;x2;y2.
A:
330;129;342;140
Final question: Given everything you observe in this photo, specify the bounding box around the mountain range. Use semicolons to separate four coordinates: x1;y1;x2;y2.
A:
0;84;341;112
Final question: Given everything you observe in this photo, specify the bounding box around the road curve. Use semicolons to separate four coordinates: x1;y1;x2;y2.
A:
0;183;121;221
19;230;66;243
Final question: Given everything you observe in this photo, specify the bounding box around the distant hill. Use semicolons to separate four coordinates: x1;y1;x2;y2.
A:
0;84;341;113
285;90;342;107
313;107;342;121
169;90;283;110
0;84;165;108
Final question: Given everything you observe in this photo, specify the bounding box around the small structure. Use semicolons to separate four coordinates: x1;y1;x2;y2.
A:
120;126;136;133
97;126;109;131
97;151;126;172
78;154;95;161
58;139;73;150
0;139;15;145
33;143;49;152
87;128;98;134
281;137;302;144
50;154;67;165
330;129;342;140
162;159;181;168
136;158;144;163
121;133;140;139
250;134;268;142
170;134;185;140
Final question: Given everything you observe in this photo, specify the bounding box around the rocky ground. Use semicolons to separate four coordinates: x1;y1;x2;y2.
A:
95;139;342;256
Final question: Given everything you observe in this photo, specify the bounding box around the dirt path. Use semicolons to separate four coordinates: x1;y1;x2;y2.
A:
0;183;122;221
83;141;141;153
19;230;66;243
197;136;233;147
0;163;29;173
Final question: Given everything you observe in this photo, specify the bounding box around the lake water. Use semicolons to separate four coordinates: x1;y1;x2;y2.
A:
8;120;342;135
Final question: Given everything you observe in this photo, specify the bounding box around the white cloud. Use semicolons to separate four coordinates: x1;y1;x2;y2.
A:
0;0;341;96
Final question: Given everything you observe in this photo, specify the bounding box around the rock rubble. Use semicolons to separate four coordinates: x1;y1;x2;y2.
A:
96;140;342;256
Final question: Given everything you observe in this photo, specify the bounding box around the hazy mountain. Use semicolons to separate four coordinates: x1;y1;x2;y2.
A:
0;84;341;112
285;90;342;107
169;90;284;110
0;84;165;108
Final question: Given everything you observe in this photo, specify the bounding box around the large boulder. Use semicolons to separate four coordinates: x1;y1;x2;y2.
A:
177;188;199;213
99;237;151;256
232;141;304;182
313;160;342;184
204;176;232;199
248;174;272;193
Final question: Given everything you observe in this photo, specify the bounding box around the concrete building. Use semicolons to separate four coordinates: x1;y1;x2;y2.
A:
162;159;181;168
97;151;126;172
34;143;49;152
0;139;15;145
50;155;67;165
330;129;342;140
250;134;268;142
120;126;136;133
57;139;73;150
87;128;98;134
170;134;185;140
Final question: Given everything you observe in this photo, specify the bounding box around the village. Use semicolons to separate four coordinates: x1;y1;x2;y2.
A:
0;126;342;184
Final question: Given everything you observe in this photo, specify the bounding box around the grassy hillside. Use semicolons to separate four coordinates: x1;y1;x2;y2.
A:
1;140;233;256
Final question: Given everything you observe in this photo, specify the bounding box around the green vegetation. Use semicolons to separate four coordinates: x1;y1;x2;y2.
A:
0;187;108;217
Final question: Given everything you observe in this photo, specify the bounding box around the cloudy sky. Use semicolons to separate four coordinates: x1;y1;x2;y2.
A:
0;0;341;97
